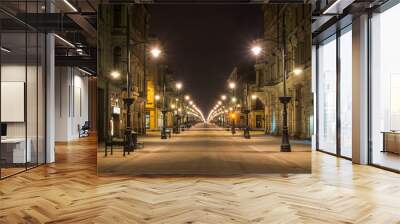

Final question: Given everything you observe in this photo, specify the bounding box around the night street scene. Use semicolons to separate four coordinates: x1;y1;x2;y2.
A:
97;4;312;175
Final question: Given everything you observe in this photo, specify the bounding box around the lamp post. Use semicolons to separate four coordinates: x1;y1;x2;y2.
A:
123;8;134;156
182;95;190;131
243;83;251;139
229;82;236;134
161;66;168;139
174;82;182;134
122;6;163;153
231;113;236;135
250;13;293;152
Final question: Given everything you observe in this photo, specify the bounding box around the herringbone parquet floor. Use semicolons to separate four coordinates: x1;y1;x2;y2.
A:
1;135;400;223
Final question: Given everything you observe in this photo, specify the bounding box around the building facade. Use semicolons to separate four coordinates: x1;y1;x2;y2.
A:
250;4;313;139
98;4;150;141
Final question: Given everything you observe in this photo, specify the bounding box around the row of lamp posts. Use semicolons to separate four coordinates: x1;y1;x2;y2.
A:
209;34;305;152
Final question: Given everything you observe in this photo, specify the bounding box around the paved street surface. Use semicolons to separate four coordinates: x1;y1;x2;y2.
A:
98;123;311;176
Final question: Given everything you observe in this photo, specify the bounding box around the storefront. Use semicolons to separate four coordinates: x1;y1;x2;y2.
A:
315;23;353;159
314;0;400;172
370;1;400;171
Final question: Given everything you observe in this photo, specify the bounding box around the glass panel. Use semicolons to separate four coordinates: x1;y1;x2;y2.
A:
371;3;400;171
27;30;38;169
317;36;337;154
1;30;28;177
340;28;352;158
38;32;45;165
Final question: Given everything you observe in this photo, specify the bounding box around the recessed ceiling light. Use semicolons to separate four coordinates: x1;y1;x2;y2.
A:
1;47;11;53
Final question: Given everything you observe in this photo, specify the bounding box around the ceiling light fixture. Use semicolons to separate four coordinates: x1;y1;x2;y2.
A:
1;47;11;53
63;0;78;12
54;34;75;48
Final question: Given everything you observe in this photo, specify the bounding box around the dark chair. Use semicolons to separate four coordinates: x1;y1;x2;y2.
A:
78;121;90;138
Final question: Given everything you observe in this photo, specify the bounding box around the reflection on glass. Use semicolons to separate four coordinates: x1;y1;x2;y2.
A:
318;36;337;154
1;32;28;177
340;28;352;158
371;3;400;171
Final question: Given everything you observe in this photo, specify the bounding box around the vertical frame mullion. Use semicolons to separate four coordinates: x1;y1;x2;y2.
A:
315;44;320;151
367;10;373;165
36;0;39;167
336;29;341;157
0;17;2;179
25;0;28;171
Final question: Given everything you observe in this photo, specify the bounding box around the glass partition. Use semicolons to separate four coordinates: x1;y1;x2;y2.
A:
371;3;400;171
317;35;337;154
0;1;46;179
339;27;352;158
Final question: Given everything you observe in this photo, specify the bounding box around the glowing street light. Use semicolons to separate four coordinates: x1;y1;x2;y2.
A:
155;95;160;101
150;47;161;58
221;95;227;101
110;70;120;79
176;82;182;90
293;68;303;76
185;95;190;101
218;101;222;105
229;82;236;89
251;45;262;56
231;97;237;103
189;101;193;105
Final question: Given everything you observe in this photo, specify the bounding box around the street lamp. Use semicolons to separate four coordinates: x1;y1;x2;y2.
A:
230;113;236;135
293;68;303;76
251;45;262;56
160;65;168;140
231;97;237;103
229;82;236;90
174;82;183;134
176;82;182;90
110;70;120;79
150;47;161;58
221;95;227;101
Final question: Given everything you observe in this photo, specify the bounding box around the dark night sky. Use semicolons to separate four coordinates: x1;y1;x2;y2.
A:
149;5;263;115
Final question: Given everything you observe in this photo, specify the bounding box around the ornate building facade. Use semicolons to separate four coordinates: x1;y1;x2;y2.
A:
97;4;150;141
250;4;313;139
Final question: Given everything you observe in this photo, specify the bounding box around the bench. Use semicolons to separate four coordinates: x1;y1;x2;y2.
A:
105;136;145;157
104;137;124;156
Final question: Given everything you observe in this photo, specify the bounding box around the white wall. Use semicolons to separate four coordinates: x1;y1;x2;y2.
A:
55;67;89;141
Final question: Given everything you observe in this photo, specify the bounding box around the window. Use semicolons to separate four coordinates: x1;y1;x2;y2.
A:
339;27;352;158
371;3;400;171
317;35;337;154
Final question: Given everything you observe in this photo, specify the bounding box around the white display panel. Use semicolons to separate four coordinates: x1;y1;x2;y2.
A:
1;82;25;122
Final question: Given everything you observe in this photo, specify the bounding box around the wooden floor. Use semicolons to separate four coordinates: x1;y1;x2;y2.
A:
1;135;400;223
